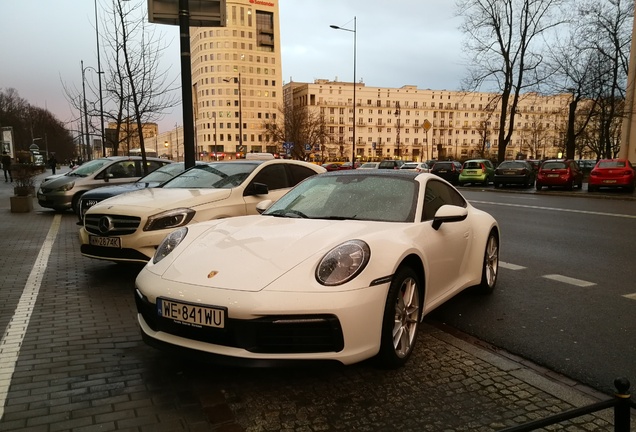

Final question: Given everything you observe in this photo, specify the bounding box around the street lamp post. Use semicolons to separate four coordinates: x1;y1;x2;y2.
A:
81;60;91;162
394;101;401;160
94;0;106;157
224;74;243;155
213;112;219;160
330;16;357;168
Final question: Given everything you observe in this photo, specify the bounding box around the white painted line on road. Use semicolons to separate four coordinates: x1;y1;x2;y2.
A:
623;293;636;300
0;215;61;421
543;274;596;287
470;200;636;219
499;261;527;270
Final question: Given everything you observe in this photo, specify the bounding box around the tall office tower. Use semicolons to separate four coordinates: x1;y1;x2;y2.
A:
190;0;282;160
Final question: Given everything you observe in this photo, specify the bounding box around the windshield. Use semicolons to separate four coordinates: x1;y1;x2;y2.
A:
68;159;111;177
139;163;186;183
264;174;418;222
542;162;567;170
162;162;258;189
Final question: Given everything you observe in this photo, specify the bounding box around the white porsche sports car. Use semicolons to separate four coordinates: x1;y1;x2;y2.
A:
135;170;500;368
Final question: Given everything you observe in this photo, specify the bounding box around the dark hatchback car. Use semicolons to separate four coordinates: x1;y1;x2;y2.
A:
536;159;583;191
494;160;536;188
77;162;198;221
430;161;462;185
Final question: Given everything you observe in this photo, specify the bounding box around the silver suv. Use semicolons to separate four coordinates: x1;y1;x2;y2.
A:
37;156;172;213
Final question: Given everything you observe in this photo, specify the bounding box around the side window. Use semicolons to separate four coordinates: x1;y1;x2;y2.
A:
422;180;467;221
251;164;289;191
287;165;319;186
108;162;129;178
144;160;166;174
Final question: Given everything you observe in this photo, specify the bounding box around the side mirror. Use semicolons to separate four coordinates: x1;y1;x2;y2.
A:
104;173;113;182
244;182;269;196
432;205;468;230
256;200;273;214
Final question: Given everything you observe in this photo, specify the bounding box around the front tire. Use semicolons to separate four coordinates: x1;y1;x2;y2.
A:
474;230;499;294
376;266;421;369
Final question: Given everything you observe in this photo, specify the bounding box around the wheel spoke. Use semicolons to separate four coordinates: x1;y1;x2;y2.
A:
392;277;420;357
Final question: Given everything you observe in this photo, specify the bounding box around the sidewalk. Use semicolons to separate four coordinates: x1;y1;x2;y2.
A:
0;167;633;431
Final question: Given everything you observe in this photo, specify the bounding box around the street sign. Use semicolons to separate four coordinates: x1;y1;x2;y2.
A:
423;119;432;131
305;144;312;152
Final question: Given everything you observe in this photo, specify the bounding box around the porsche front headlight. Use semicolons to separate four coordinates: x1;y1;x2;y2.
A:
144;208;195;231
153;227;188;264
316;240;370;286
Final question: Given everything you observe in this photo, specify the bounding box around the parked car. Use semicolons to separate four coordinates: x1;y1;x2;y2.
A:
378;160;405;170
400;162;431;173
135;170;499;368
80;158;326;264
358;162;380;170
587;159;635;193
526;159;542;172
430;161;462;185
77;162;205;221
493;160;536;188
339;161;361;170
322;162;344;171
458;159;495;186
37;156;172;213
535;159;583;191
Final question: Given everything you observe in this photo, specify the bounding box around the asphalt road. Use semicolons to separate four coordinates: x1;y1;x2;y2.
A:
430;186;636;394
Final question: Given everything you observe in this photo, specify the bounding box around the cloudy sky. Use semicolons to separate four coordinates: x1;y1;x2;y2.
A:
0;0;466;133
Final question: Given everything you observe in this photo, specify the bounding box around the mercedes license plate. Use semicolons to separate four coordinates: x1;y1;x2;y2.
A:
157;298;226;329
89;235;121;248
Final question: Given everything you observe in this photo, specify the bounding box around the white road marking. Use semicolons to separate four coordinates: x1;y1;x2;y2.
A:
0;215;61;420
543;274;596;287
623;293;636;300
470;200;636;219
499;261;527;270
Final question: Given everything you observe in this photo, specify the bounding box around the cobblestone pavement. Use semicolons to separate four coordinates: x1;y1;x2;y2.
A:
0;169;633;431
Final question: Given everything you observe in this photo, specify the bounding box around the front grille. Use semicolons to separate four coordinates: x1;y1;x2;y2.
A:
85;213;141;236
80;198;103;218
135;293;345;354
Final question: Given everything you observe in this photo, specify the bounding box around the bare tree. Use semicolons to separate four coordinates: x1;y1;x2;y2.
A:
263;100;329;160
456;0;566;163
579;0;633;158
104;0;179;171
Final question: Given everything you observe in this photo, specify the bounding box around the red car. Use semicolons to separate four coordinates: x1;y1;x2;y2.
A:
588;159;635;193
535;159;583;191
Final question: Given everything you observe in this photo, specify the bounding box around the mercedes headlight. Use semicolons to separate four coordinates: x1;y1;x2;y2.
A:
144;208;195;231
153;227;188;264
316;240;370;286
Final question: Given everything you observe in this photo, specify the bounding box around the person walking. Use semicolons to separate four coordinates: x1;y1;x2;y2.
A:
1;151;12;182
48;153;58;175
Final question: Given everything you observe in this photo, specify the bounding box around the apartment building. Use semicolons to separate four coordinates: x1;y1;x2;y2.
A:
285;79;578;162
189;0;282;160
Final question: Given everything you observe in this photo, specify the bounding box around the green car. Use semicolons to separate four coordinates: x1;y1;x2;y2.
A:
458;159;495;186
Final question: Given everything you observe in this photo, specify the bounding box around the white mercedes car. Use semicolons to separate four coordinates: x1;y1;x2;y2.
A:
135;170;500;368
79;155;325;263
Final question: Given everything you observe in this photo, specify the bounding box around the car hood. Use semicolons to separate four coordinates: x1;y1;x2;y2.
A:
155;216;402;292
82;182;162;199
88;187;232;214
40;174;77;189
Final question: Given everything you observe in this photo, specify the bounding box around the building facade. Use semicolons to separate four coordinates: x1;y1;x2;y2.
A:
285;79;585;163
187;0;282;161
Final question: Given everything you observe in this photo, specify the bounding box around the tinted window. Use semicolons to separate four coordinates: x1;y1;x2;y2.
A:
287;164;319;186
598;160;626;168
251;164;289;191
432;162;453;170
422;180;467;221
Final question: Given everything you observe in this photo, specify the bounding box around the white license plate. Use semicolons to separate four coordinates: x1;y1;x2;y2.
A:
504;170;516;175
603;179;617;184
89;235;121;248
466;170;478;175
157;298;226;328
547;174;559;178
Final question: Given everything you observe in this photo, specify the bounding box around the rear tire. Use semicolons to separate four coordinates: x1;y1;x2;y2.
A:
474;230;499;294
536;183;543;191
376;266;421;369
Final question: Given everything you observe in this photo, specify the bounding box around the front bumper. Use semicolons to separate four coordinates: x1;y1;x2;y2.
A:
37;190;73;210
134;269;390;365
79;225;166;263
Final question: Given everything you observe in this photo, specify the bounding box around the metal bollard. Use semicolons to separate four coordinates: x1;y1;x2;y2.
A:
613;377;631;432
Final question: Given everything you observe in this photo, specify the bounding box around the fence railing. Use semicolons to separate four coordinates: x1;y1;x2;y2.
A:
500;377;633;431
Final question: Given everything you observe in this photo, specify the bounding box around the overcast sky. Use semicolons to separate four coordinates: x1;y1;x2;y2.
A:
0;0;466;134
